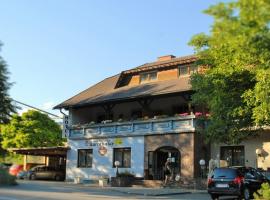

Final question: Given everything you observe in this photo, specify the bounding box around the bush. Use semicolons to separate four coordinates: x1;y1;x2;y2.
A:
0;168;16;185
254;183;270;200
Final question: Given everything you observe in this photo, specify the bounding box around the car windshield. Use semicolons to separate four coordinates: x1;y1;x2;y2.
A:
213;168;238;178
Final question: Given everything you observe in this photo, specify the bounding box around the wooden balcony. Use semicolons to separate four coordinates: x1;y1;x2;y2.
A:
69;115;196;139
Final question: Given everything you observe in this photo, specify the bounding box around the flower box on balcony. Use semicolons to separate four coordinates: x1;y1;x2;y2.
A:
179;113;189;116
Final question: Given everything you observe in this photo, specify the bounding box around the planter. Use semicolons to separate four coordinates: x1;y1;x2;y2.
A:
111;176;135;187
74;176;83;184
99;178;109;187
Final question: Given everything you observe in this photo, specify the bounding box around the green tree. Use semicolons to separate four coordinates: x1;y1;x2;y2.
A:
0;43;15;124
0;110;64;149
189;0;270;144
254;183;270;200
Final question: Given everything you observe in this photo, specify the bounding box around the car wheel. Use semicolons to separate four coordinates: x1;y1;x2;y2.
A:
210;194;219;200
30;174;36;180
243;187;250;200
55;175;61;181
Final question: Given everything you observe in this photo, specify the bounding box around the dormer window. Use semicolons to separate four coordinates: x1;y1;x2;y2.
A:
190;65;198;74
179;66;189;77
179;65;198;77
140;71;157;84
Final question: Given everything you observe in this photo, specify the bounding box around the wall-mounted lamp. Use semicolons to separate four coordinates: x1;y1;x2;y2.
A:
256;148;262;157
255;148;264;169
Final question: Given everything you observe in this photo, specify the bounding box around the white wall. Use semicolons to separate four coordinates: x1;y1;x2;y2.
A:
66;136;144;180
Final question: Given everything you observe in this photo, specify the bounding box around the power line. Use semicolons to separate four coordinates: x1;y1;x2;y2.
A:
12;99;62;119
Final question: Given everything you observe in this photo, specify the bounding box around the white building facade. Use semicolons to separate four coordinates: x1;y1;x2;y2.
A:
66;136;144;181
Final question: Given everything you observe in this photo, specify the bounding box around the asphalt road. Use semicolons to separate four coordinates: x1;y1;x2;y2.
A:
0;180;238;200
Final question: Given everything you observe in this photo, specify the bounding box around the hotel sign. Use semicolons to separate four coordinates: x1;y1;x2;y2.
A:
62;115;69;138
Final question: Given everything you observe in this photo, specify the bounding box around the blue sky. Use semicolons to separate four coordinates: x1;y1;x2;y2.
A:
0;0;225;118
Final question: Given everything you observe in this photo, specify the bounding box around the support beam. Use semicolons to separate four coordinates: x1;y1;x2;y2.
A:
23;155;27;170
137;98;154;117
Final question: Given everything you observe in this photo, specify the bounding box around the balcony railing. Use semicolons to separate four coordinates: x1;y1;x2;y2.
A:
69;115;196;139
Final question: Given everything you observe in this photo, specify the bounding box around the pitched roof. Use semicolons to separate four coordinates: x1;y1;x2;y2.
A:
54;55;196;109
55;77;191;109
54;74;120;109
123;55;197;74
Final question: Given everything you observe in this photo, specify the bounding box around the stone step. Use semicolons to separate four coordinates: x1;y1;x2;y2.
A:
132;178;207;189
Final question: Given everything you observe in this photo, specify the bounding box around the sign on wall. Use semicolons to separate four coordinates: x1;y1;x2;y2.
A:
114;138;123;145
62;115;69;138
85;139;114;147
98;146;108;156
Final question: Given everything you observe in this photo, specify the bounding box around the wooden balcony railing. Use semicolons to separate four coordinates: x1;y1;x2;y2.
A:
69;115;196;139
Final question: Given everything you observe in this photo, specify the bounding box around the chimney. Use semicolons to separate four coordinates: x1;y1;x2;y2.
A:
157;55;176;62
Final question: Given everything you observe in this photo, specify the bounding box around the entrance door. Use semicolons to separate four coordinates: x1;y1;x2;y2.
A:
148;146;180;180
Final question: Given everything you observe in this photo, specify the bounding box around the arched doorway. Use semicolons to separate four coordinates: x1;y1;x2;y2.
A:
148;146;181;180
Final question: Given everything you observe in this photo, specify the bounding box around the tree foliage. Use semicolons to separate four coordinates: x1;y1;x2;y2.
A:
0;110;64;149
0;43;15;124
189;0;270;144
254;183;270;200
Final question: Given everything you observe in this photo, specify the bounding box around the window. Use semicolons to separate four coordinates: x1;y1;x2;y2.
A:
113;148;131;168
179;66;189;76
220;146;244;166
179;65;199;77
78;149;93;168
190;65;198;74
140;71;157;83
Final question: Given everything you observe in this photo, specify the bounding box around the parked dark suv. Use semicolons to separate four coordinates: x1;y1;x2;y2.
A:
208;166;269;200
27;166;65;181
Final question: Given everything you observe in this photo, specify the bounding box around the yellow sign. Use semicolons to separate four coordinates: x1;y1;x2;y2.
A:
114;138;123;145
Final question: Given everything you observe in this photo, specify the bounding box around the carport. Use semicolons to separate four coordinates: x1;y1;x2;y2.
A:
10;146;69;170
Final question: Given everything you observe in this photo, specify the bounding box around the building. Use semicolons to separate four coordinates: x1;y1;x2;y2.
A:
211;130;270;170
55;55;209;182
55;54;270;183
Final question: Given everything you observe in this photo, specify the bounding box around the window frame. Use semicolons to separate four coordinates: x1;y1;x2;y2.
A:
190;65;198;75
139;71;157;84
178;65;198;77
220;146;245;166
179;65;189;77
113;147;131;168
77;149;93;168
